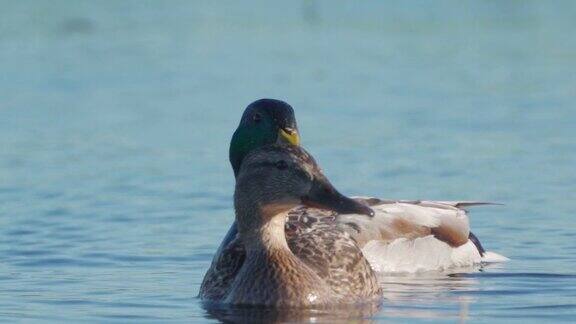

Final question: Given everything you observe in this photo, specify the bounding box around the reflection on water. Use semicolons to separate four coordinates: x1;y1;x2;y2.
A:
200;264;506;323
377;270;479;322
203;301;381;323
200;262;562;323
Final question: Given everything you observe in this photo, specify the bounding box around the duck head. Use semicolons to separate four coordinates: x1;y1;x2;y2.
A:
235;144;373;231
229;99;300;177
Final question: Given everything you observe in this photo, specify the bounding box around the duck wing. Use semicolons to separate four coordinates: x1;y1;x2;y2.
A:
338;198;507;272
285;207;381;300
337;198;491;248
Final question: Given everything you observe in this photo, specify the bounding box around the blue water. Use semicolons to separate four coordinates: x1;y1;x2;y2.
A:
1;1;575;322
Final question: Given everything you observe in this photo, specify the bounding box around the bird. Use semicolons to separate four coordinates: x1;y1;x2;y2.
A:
217;143;381;306
199;99;507;303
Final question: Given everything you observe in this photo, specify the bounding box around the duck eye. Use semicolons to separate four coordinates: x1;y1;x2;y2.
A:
253;113;262;123
275;160;288;170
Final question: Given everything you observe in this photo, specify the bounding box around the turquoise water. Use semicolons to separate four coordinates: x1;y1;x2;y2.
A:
1;1;575;322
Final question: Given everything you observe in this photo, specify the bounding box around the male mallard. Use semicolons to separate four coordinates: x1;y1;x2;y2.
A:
223;144;380;306
200;99;507;302
215;99;300;263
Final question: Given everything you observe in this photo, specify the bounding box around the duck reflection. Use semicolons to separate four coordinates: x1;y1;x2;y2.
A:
376;268;484;322
202;301;382;323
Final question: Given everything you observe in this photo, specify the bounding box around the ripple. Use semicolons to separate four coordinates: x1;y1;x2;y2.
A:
14;257;115;268
4;249;53;257
506;304;576;311
450;272;576;279
4;229;37;236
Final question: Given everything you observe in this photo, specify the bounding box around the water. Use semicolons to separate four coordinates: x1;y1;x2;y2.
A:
1;1;575;322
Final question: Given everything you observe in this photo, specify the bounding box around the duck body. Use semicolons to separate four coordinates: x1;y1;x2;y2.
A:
202;145;381;306
341;199;508;272
222;212;380;307
201;216;378;304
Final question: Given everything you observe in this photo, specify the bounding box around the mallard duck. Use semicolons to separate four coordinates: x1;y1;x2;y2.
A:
219;144;380;306
200;99;507;302
214;99;300;260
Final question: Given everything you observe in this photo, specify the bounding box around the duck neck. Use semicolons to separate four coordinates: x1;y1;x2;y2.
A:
232;202;330;306
235;203;292;256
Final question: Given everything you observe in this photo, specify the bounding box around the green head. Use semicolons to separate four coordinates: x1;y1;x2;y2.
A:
229;99;300;177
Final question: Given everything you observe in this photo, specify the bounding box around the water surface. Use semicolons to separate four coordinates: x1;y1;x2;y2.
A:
1;1;575;322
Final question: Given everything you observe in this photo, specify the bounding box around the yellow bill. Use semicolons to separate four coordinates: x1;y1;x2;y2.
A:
278;128;300;146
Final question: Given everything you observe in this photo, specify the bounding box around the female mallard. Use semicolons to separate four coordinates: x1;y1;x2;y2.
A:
200;99;506;301
220;144;380;306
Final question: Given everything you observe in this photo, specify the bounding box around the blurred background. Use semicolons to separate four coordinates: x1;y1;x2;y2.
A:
1;1;575;322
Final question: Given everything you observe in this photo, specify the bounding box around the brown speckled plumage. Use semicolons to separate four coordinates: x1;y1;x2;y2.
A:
200;145;381;306
286;207;381;301
201;207;381;306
